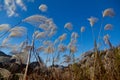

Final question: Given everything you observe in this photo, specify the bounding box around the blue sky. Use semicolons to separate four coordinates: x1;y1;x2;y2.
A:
0;0;120;64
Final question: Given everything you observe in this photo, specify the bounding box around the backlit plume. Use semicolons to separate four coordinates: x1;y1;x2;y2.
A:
0;24;10;31
81;26;85;33
104;24;113;30
58;44;67;53
2;38;10;46
70;45;77;54
71;32;79;40
9;26;27;37
88;16;98;27
39;4;48;12
23;15;48;26
58;33;67;42
35;32;46;39
44;46;54;54
103;8;115;17
64;22;73;31
103;34;110;44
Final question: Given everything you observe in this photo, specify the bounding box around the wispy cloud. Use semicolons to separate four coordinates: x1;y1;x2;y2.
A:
16;0;27;11
1;0;35;17
4;0;17;17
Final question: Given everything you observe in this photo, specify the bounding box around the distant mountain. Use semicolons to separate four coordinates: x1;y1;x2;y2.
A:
0;51;11;63
0;51;11;57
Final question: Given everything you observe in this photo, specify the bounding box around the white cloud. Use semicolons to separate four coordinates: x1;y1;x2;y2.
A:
1;0;35;17
4;0;17;17
16;0;27;11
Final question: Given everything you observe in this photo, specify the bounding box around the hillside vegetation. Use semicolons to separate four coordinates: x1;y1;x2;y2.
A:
0;46;120;80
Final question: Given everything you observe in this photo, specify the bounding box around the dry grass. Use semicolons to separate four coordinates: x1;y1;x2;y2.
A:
0;46;120;80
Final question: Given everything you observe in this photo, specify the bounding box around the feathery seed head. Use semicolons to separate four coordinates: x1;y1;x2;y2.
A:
103;8;115;17
64;22;73;31
104;24;113;30
88;16;98;27
39;4;48;12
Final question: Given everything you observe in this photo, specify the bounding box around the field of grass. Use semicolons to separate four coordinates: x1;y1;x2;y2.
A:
0;46;120;80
